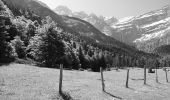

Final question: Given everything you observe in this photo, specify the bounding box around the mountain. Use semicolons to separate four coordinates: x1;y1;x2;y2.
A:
54;6;118;36
134;6;170;53
112;5;170;52
2;0;137;55
54;5;170;53
105;16;118;26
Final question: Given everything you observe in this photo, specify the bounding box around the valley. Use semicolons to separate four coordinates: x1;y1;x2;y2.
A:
0;0;170;100
0;64;170;100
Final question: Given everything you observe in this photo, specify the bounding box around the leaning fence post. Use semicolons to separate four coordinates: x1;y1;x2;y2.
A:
144;65;146;85
59;64;63;94
126;69;130;88
100;67;105;91
165;69;168;83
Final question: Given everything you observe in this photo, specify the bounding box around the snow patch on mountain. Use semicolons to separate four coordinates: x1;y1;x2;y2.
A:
135;26;170;43
141;17;170;29
118;16;134;24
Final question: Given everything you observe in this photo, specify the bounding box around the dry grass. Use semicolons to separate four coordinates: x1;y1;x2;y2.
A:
0;64;170;100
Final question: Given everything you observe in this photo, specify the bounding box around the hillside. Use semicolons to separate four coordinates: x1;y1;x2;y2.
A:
154;45;170;55
0;64;170;100
1;0;137;55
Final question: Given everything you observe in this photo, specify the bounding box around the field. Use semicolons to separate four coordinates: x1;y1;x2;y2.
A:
0;64;170;100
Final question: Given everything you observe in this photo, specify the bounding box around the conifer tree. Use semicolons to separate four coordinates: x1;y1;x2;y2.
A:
0;17;13;63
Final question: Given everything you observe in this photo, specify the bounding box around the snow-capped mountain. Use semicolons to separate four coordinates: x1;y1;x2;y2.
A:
112;5;170;52
134;6;170;53
112;5;169;45
54;6;118;36
54;5;170;53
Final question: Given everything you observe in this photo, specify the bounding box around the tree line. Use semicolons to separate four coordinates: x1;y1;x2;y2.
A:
0;1;170;71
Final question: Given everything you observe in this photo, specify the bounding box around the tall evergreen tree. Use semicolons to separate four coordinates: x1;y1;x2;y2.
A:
0;17;13;63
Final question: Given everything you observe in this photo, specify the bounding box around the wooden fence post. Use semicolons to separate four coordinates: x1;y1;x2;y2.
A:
100;67;105;91
59;64;63;94
155;68;158;83
165;69;168;83
144;65;146;85
126;69;129;88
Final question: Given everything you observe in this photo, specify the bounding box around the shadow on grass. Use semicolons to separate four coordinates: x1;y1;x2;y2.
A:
59;91;73;100
51;91;73;100
127;87;136;91
104;91;122;100
158;81;170;85
0;63;11;66
144;84;152;87
131;78;144;81
156;81;162;84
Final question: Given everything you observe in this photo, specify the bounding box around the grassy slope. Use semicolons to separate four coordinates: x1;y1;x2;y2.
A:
0;64;170;100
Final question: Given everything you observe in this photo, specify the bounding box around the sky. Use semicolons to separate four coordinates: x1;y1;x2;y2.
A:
39;0;170;19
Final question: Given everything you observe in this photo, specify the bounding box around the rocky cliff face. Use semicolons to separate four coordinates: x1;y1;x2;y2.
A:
112;5;170;52
133;6;170;53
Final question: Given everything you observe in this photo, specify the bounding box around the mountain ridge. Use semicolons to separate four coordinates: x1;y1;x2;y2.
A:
54;5;118;36
54;5;170;51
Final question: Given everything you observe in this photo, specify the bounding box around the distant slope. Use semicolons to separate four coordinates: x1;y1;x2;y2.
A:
134;16;170;53
2;0;64;24
54;5;118;36
154;45;170;55
63;16;131;50
2;0;138;55
112;5;170;52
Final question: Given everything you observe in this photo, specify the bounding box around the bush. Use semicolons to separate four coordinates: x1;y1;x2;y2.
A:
14;58;36;65
10;36;26;58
